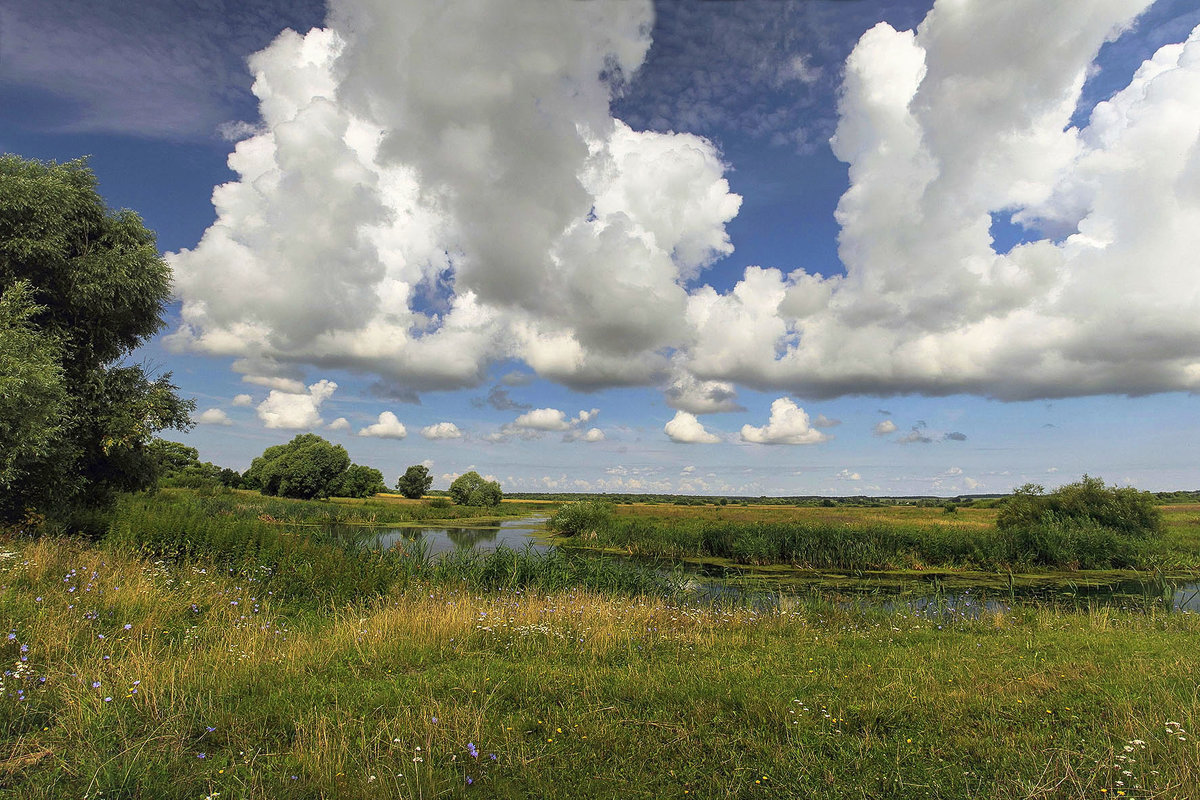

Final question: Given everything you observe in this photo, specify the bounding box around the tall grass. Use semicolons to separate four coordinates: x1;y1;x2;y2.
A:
105;492;679;603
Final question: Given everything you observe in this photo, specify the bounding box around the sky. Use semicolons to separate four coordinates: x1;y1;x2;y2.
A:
3;0;1199;497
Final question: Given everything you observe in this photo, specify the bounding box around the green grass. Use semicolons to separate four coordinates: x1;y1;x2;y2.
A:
2;537;1199;798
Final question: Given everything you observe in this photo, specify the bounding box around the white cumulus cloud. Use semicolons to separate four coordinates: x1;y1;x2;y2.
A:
243;375;307;393
327;417;351;432
196;408;232;426
512;408;573;432
581;427;605;442
421;422;463;440
740;397;828;445
359;411;407;439
256;379;337;430
873;419;897;436
167;0;740;396
163;0;1200;405
681;2;1200;401
231;393;254;407
664;411;721;444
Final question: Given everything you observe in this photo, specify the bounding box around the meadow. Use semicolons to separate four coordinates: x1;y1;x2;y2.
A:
1;490;1199;798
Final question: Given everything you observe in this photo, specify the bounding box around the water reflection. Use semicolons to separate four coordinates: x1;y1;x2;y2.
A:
328;515;550;557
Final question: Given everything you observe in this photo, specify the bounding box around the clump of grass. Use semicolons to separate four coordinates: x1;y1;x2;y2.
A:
106;493;399;604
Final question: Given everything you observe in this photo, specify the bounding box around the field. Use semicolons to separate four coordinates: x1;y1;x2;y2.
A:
2;491;1199;798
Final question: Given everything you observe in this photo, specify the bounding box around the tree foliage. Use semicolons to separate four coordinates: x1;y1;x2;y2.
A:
396;464;433;499
0;282;65;490
332;464;387;499
146;438;240;490
449;471;502;507
0;155;192;522
243;434;351;500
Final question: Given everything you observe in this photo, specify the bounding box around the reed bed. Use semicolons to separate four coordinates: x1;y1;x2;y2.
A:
561;513;1183;571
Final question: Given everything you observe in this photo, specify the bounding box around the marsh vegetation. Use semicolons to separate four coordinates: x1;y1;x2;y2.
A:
1;483;1198;798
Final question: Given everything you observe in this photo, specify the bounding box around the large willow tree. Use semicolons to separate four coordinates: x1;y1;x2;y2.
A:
0;155;193;525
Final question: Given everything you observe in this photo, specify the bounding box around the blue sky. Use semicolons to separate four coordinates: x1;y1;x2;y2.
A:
3;0;1199;495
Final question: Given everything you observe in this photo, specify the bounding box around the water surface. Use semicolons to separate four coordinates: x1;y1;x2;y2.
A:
330;515;551;557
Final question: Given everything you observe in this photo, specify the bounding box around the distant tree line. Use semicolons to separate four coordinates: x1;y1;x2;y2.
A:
149;433;504;506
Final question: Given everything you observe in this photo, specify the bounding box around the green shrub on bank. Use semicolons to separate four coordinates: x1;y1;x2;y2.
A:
997;475;1162;538
991;476;1164;568
548;500;613;536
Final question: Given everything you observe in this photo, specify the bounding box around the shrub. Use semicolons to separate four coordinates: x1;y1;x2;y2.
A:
548;500;613;537
994;476;1165;568
997;476;1162;539
244;434;350;500
331;464;387;498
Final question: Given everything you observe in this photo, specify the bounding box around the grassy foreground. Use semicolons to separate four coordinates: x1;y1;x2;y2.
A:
2;537;1199;799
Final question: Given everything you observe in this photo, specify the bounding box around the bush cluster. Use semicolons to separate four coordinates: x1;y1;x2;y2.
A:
548;500;613;537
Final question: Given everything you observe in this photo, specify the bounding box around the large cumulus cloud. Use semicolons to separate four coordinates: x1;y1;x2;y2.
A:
682;0;1200;400
170;0;1200;403
169;0;739;393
